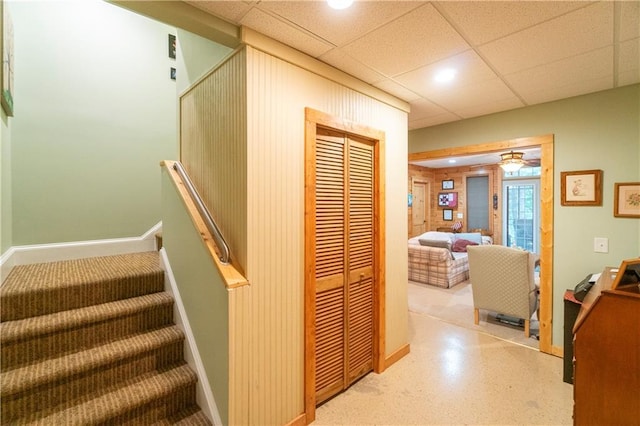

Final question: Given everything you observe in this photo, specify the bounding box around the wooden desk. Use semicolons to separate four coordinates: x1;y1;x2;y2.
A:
572;267;640;425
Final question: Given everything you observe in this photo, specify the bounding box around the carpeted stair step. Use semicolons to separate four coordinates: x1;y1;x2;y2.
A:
0;252;164;321
156;405;213;425
0;292;175;370
0;326;185;423
18;364;198;425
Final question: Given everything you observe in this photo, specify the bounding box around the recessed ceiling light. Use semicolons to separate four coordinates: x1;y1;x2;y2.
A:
434;68;457;83
448;159;456;164
327;0;354;10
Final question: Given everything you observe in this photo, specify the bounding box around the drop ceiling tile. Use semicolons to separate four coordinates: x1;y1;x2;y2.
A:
394;50;497;99
506;47;613;99
373;79;422;102
319;49;387;84
256;1;423;47
436;1;591;45
409;98;452;120
479;2;614;75
426;78;520;112
619;1;640;42
520;76;612;106
341;3;470;77
618;38;640;86
408;113;460;130
186;1;254;23
455;97;525;120
240;8;334;57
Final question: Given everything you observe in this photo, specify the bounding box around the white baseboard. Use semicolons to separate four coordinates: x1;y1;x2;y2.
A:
0;222;162;284
159;248;221;425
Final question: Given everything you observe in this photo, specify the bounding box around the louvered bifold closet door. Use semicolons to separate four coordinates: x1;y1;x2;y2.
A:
314;130;347;404
346;137;374;384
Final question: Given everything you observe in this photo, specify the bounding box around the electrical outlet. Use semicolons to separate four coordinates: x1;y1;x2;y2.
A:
594;237;608;253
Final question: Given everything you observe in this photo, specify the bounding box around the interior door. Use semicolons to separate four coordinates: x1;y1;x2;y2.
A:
313;129;374;405
412;182;426;236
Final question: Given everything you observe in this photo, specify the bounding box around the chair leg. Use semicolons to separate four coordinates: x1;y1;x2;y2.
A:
524;319;530;337
474;308;479;325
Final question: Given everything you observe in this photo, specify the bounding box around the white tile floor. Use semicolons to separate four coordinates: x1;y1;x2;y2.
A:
314;311;574;425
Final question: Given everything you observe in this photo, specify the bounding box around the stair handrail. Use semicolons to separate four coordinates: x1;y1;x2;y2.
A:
172;161;231;265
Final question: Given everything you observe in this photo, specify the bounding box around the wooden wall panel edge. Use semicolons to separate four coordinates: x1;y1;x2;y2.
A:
303;111;318;423
538;140;554;354
375;134;386;373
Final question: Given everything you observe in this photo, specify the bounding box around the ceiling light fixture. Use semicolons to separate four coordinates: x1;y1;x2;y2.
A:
434;68;457;83
327;0;354;10
498;151;525;172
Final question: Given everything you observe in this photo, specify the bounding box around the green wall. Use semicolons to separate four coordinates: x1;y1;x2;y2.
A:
7;0;230;248
409;84;640;347
1;109;10;254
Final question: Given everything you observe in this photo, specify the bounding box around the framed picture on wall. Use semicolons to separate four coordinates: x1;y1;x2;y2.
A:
443;209;453;221
442;179;454;190
614;182;640;218
560;169;602;206
438;192;458;208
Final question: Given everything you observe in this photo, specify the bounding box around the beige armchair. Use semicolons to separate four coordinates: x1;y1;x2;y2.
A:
467;245;538;337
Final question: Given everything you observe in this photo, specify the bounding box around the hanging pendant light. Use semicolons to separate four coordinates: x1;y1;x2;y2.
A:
499;151;525;172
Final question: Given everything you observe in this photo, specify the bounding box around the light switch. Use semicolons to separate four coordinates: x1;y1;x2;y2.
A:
457;213;463;218
594;237;608;253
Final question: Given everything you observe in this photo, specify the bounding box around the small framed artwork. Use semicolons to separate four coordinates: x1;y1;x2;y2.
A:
443;209;453;221
438;192;458;208
614;182;640;218
168;34;176;59
408;193;413;208
442;179;454;190
560;169;602;206
1;0;14;117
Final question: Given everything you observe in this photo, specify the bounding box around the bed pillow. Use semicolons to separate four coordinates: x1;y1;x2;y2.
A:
418;231;454;243
418;239;455;259
453;232;483;245
452;238;479;252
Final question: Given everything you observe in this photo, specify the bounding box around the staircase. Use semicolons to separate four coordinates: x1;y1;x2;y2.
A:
0;251;211;425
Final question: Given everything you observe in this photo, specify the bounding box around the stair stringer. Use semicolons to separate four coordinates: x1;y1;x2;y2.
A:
160;247;221;426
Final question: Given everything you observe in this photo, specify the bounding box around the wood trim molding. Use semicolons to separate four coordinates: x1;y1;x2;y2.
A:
384;343;410;369
304;108;387;422
285;413;307;426
161;160;248;289
409;134;555;355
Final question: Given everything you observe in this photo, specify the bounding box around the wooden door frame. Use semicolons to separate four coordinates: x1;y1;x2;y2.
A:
304;108;386;423
409;134;555;355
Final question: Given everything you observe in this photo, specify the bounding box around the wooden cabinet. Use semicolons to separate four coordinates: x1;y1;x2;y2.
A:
572;266;640;425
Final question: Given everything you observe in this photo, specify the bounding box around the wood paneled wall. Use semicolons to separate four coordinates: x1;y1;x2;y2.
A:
181;42;409;425
408;164;503;243
180;49;248;270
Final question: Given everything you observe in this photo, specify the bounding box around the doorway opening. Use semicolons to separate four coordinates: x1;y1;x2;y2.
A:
408;134;554;355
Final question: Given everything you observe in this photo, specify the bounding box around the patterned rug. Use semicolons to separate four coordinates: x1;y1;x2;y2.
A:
408;279;539;350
